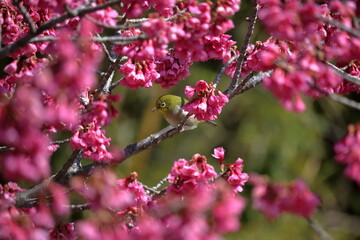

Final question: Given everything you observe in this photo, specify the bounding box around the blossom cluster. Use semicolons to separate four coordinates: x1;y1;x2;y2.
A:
250;174;320;220
0;149;249;239
250;0;360;112
116;0;239;90
183;80;229;121
0;182;70;240
70;94;120;162
334;124;360;185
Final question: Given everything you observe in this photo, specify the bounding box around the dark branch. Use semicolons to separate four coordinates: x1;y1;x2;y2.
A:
318;15;360;38
53;150;82;182
13;0;37;33
307;218;334;240
225;1;258;95
99;55;124;94
231;70;272;98
29;34;147;44
327;62;360;86
213;54;238;86
329;94;360;111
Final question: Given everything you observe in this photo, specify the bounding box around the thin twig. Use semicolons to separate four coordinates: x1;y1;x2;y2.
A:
99;55;123;94
0;15;2;49
109;78;123;92
213;54;239;86
85;9;187;30
51;138;71;145
86;15;130;30
97;34;115;63
318;15;360;38
231;70;272;97
69;203;91;211
0;146;14;152
307;218;333;240
13;0;37;33
29;34;147;44
328;94;360;111
230;71;256;98
0;0;123;58
327;62;360;86
225;1;258;95
141;183;161;195
153;176;169;191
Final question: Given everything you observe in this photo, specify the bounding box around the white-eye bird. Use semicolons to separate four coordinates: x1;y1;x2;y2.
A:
152;94;217;130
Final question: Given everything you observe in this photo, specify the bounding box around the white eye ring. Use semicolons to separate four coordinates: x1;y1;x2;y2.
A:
160;102;166;108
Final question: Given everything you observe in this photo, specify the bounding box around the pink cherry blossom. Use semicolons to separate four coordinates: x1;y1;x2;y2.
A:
49;222;76;240
212;147;225;165
215;0;241;18
212;181;246;233
119;59;160;89
155;52;192;89
117;172;151;207
70;123;113;162
167;154;217;194
203;34;236;60
250;174;320;220
334;124;360;185
0;87;51;182
113;28;168;61
335;61;360;94
223;158;249;193
183;80;229;121
71;168;134;210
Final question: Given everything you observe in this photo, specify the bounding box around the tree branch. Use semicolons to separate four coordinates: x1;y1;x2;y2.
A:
328;94;360;111
29;34;147;44
13;0;36;33
213;54;238;86
230;70;272;98
318;15;360;38
327;62;360;86
98;55;124;94
225;1;258;95
307;218;334;240
53;150;82;182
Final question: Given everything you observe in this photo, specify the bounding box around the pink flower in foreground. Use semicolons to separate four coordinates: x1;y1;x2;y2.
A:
215;0;241;17
212;181;246;233
203;34;236;60
250;174;320;220
334;124;360;185
113;28;168;61
119;59;160;90
49;222;76;240
70;123;113;162
183;80;229;121
281;180;321;218
71;168;133;210
167;154;217;194
117;172;151;207
155;52;192;89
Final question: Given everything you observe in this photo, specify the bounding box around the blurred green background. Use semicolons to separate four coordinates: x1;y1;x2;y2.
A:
50;2;360;240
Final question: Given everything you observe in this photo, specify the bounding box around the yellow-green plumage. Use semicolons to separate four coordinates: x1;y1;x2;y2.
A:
153;94;217;130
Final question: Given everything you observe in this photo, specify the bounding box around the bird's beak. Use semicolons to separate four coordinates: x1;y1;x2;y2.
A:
152;106;157;112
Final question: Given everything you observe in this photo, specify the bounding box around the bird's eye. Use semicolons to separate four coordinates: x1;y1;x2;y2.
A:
160;102;166;108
